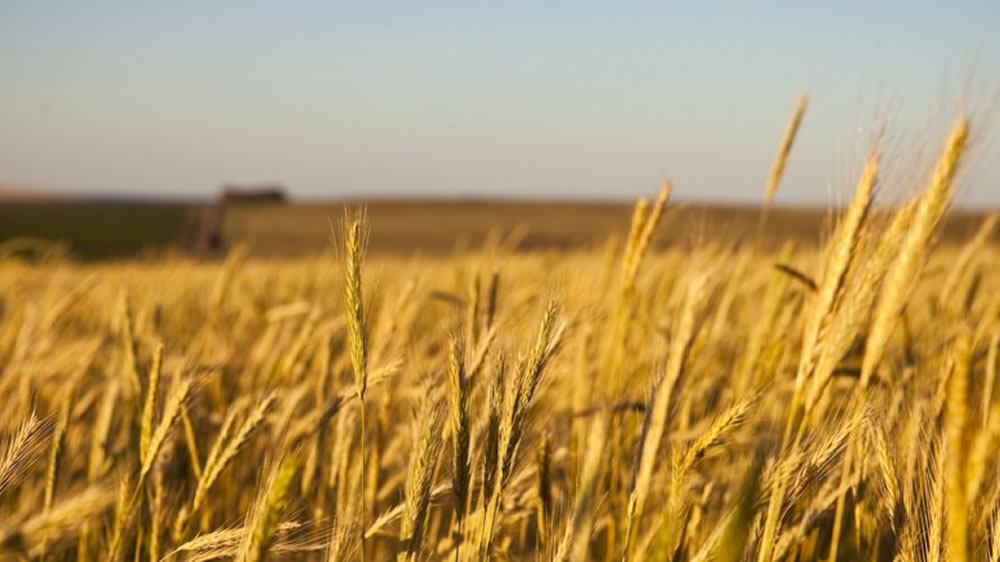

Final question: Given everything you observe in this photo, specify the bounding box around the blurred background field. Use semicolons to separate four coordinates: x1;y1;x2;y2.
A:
0;201;195;261
3;195;999;261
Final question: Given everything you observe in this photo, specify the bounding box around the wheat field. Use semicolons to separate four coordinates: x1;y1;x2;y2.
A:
1;114;999;561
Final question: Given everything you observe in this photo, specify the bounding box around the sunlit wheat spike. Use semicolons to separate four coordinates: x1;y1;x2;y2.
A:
140;341;164;466
864;415;899;522
764;93;808;204
663;395;755;556
771;466;862;560
88;376;120;482
196;400;242;494
621;197;650;287
804;151;878;360
482;354;506;505
193;392;275;513
44;385;75;512
518;298;564;410
495;299;564;501
169;521;319;561
341;207;373;562
150;468;165;562
171;526;246;559
759;401;865;562
140;375;192;480
106;470;133;560
625;181;672;287
398;404;443;562
180;404;203;479
118;289;142;395
342;208;370;401
861;117;970;386
327;517;360;562
446;337;470;523
797;151;879;413
238;454;302;562
0;411;54;499
673;395;755;494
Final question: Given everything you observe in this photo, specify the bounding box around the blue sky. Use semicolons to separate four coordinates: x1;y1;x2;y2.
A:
1;1;998;206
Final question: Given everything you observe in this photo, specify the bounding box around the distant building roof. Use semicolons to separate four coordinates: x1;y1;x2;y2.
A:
219;184;288;204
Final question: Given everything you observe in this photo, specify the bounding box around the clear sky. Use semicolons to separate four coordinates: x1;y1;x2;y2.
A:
1;1;998;206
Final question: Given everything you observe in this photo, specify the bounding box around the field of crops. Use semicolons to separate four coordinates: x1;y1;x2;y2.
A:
1;116;999;562
0;203;198;261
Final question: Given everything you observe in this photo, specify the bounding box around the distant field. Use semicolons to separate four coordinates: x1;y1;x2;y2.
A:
224;200;996;256
1;199;997;260
0;202;196;260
